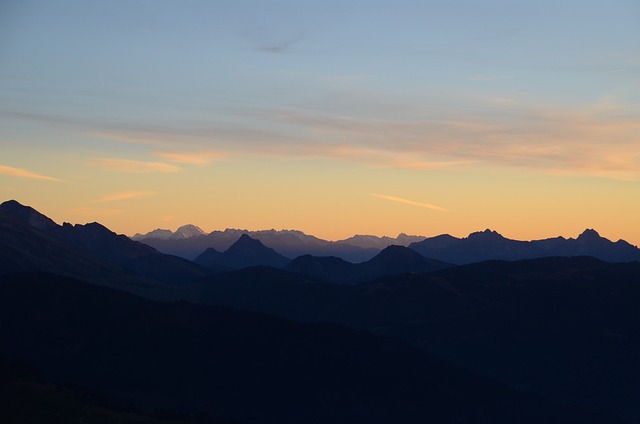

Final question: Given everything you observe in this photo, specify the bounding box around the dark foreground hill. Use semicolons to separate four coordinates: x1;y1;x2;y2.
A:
0;273;617;424
199;257;640;420
0;353;223;424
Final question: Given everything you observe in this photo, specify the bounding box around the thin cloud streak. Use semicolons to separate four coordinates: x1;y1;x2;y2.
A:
0;165;63;182
154;151;228;165
370;193;449;212
94;159;180;173
93;191;154;203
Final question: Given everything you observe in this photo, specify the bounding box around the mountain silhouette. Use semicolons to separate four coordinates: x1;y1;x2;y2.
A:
132;224;205;241
285;245;452;283
195;233;290;269
132;227;173;240
135;228;380;262
0;200;208;289
365;244;450;275
1;199;638;421
410;229;640;264
135;224;640;265
335;233;426;249
0;199;58;230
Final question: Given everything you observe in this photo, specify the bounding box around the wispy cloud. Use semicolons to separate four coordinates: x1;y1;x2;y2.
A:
93;191;154;203
271;97;640;179
94;158;180;173
154;151;228;165
0;164;63;182
257;33;304;54
308;144;476;170
370;193;449;212
10;90;639;180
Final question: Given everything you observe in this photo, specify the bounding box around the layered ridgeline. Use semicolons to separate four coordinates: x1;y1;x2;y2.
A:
285;245;452;284
199;257;640;421
134;224;640;265
1;200;619;423
1;273;617;424
133;228;424;262
409;228;640;264
0;200;209;297
193;234;452;282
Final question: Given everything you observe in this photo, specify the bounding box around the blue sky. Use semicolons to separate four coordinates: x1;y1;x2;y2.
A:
1;0;639;242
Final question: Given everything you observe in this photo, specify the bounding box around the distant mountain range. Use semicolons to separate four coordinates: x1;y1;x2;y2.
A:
133;223;640;265
132;227;422;262
3;200;639;285
132;224;205;240
409;228;640;264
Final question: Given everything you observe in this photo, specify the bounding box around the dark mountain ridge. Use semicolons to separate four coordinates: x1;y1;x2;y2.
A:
134;228;383;262
133;219;640;265
285;245;452;283
0;200;208;291
410;228;640;264
195;233;291;269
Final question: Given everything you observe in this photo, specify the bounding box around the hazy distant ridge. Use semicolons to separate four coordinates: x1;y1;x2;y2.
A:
409;228;640;264
132;224;640;264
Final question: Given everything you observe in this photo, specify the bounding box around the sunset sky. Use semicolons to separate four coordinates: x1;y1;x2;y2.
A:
1;0;639;244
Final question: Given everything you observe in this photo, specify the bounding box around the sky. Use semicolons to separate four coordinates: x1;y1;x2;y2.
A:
1;0;639;244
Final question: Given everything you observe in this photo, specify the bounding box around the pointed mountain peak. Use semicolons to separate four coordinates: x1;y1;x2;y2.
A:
226;234;272;253
577;229;603;242
0;199;58;229
237;233;257;243
202;233;291;269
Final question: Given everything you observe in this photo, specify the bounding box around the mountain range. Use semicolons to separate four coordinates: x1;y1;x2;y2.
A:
2;199;640;422
409;228;640;264
132;227;416;262
285;245;451;284
195;233;291;270
133;223;640;265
